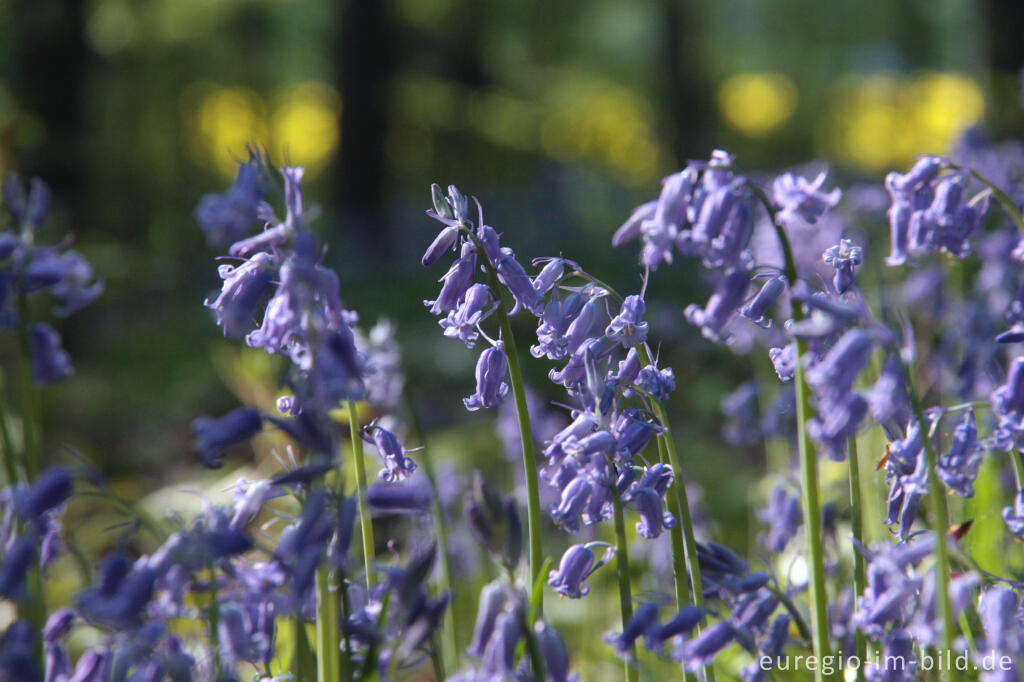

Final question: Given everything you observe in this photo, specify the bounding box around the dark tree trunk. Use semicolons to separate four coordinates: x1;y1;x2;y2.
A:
335;0;394;260
8;0;88;220
662;0;713;167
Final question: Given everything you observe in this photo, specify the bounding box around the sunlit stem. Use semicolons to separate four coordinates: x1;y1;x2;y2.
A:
316;565;340;682
409;404;460;670
610;481;639;682
847;437;867;682
905;374;957;666
1011;450;1024;490
961;167;1024;233
750;182;831;682
347;401;375;589
465;226;545;614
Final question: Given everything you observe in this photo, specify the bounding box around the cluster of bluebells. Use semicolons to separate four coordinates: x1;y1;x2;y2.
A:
612;140;1024;676
0;174;103;385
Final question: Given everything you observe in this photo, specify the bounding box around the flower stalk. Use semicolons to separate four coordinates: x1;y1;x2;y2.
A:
610;481;639;682
348;401;376;588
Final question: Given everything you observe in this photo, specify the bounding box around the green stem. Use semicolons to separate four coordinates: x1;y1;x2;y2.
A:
1011;450;1024;490
410;405;460;670
847;437;867;682
964;168;1024;233
348;401;375;589
16;322;40;480
208;566;222;680
611;482;639;682
637;349;712;682
752;182;831;682
654;431;690;609
316;565;340;682
467;229;545;613
793;338;831;682
905;376;957;664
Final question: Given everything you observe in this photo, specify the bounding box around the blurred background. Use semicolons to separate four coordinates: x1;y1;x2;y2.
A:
1;0;1023;580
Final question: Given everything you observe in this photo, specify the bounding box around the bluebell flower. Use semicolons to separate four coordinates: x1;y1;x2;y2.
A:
605;295;648;348
757;485;801;553
685;270;748;343
549;476;592;532
977;587;1023;669
611;409;664;460
194;158;264;248
741;276;786;328
823;239;863;294
605;602;660;657
425;241;478;315
543;412;599;461
532;258;565;297
45;250;104;317
884;420;930;539
3;174;50;230
464;345;509;411
481;611;520;678
645;606;703;650
191;407;263;469
730;588;779;634
466;581;507;658
28;322;72;385
535;620;576;682
1002;489;1024;539
991;357;1024;451
532;292;586;360
364;425;418;482
637;363;675;402
768;344;796;382
0;620;41;682
626;486;676;539
204;252;275;339
440;283;494;348
547;543;614;599
367;479;432;514
422;225;460;267
772;171;841;226
15;467;73;522
806;392;868;460
936;409;982;497
495;249;542;315
611;201;657;249
0;537;36;599
864;630;917;681
806;327;873;397
868;355;913;440
679;621;734;673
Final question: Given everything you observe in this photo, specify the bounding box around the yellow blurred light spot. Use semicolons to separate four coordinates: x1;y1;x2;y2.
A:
819;71;984;172
193;86;269;179
718;73;798;137
466;90;539;151
270;82;342;178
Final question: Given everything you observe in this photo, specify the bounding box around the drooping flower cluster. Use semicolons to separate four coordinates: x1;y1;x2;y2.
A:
1;174;103;385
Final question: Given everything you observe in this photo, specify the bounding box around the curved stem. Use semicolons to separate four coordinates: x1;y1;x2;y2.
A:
1011;450;1024;490
466;230;545;614
408;402;460;670
905;375;957;665
751;185;831;681
963;168;1024;233
316;565;340;682
610;482;639;682
847;437;867;682
347;401;375;589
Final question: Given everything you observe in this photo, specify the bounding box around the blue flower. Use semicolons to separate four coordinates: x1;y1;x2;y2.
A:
757;485;801;553
191;407;263;469
194;157;264;248
28;322;73;385
684;270;749;343
936;410;982;498
440;283;494;348
605;295;649;348
364;425;418;482
823;239;863;294
425;242;477;315
548;543;614;599
741;276;786;328
680;621;734;672
464;345;509;411
772;170;841;226
205;252;276;339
